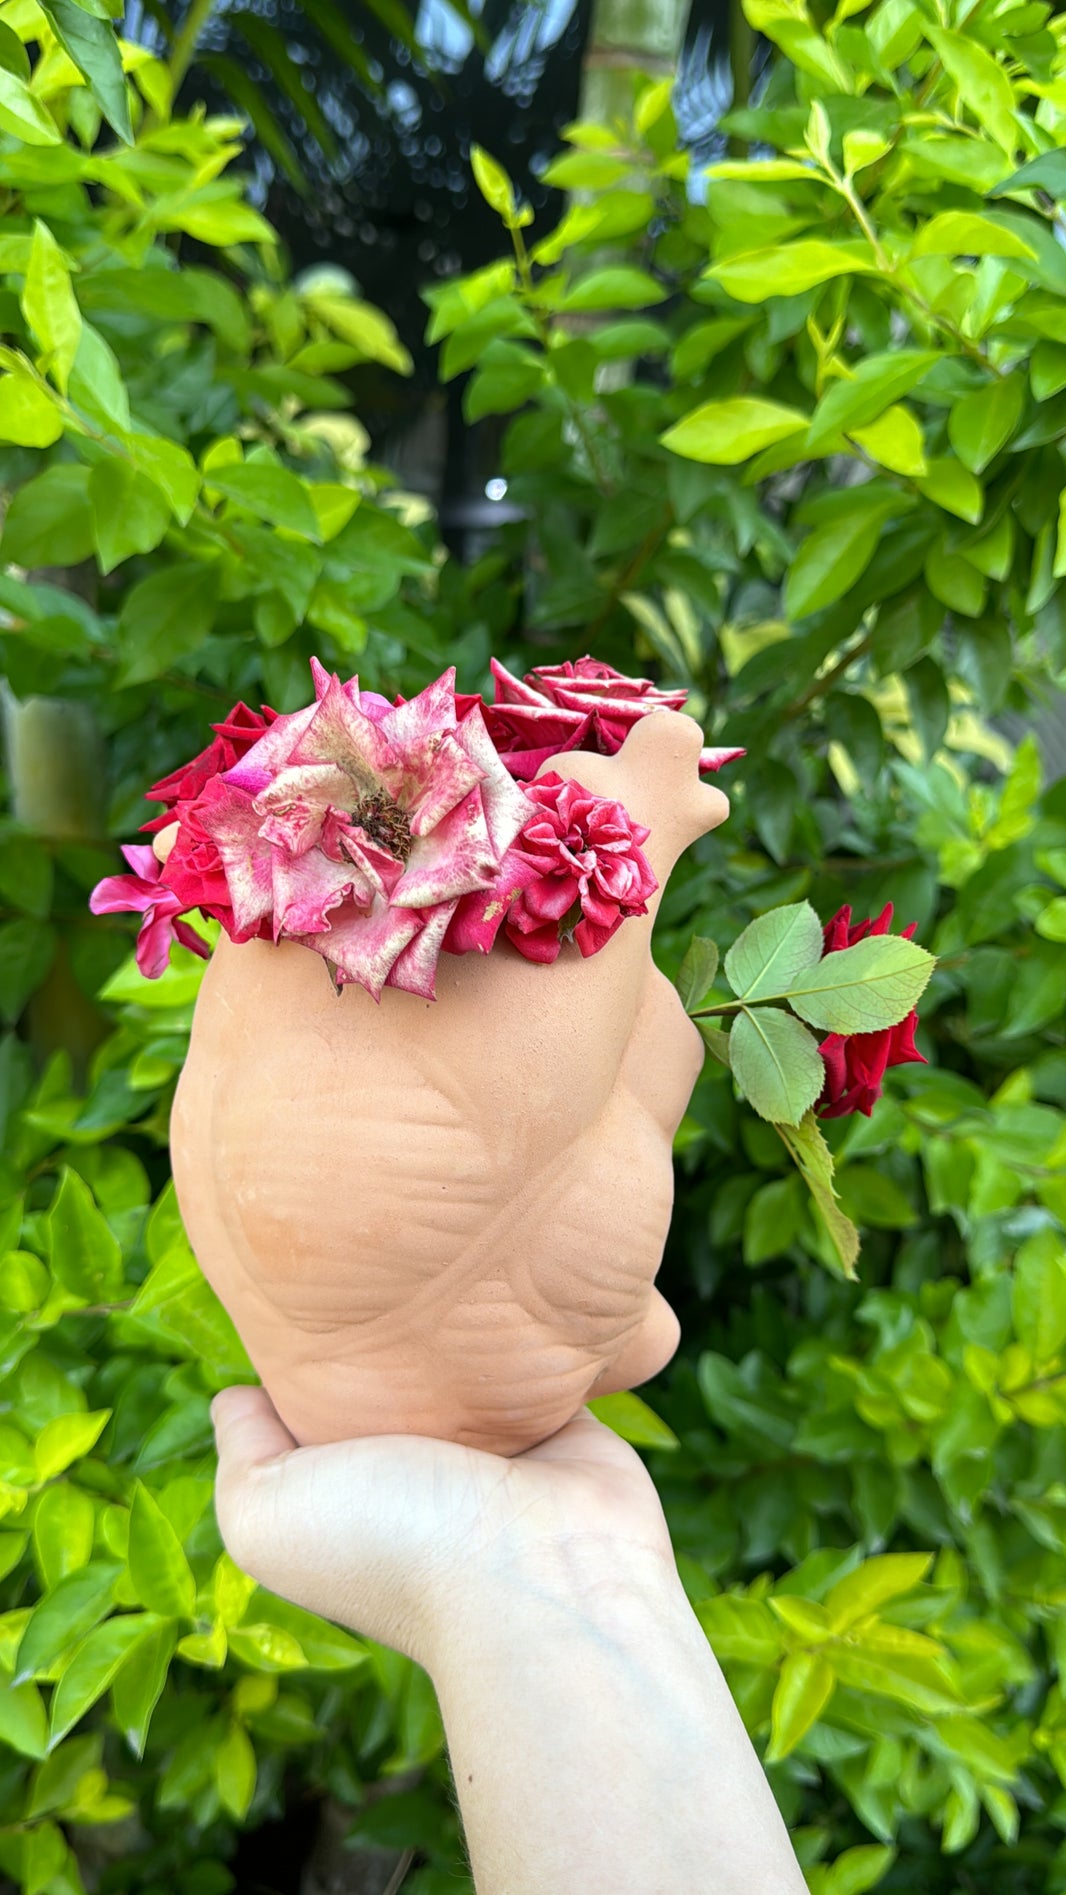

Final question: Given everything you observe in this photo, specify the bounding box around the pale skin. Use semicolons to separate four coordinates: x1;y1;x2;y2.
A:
212;1386;808;1895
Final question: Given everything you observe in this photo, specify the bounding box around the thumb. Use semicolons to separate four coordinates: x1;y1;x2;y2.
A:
212;1384;295;1472
211;1385;297;1576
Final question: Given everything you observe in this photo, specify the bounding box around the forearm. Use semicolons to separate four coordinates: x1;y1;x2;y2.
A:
428;1543;807;1895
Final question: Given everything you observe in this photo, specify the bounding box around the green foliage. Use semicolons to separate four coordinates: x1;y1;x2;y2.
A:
2;1;1066;1890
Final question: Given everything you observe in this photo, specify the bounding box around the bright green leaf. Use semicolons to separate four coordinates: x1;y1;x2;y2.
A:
586;1391;679;1450
767;1651;834;1760
22;221;82;395
948;373;1024;474
662;396;808;465
127;1483;196;1619
47;1168;122;1303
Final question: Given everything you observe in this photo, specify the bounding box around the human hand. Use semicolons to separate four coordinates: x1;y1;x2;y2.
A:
211;1385;682;1678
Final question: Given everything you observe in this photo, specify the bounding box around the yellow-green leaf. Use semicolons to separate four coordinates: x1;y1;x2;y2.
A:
0;372;64;447
127;1484;196;1619
767;1651;835;1760
662;396;808;465
586;1391;679;1450
22;222;82;394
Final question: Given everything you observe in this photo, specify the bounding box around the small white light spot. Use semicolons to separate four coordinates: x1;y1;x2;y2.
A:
485;478;508;502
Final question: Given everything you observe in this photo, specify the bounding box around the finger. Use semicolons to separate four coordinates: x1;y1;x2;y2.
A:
152;820;180;865
212;1384;296;1473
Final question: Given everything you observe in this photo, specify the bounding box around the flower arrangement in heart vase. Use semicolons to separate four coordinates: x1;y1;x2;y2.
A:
93;653;935;1273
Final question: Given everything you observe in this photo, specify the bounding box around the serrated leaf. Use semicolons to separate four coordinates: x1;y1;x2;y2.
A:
697;1020;732;1066
785;934;934;1033
724;902;824;1003
676;936;719;1011
729;1008;826;1126
774;1111;860;1278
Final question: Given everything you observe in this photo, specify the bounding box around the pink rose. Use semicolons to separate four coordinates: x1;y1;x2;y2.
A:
89;845;210;980
194;659;534;1000
479;656;744;780
503;772;658;964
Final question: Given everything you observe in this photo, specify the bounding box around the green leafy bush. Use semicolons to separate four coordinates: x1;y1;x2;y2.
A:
1;0;1066;1890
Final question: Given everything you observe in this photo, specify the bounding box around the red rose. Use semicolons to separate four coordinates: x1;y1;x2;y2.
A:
142;702;275;829
473;657;744;780
503;772;658;964
816;903;927;1119
139;701;276;940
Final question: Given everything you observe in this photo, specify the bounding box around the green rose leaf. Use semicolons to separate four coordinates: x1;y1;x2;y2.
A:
676;936;719;1011
723;902;824;1003
785;935;935;1033
729;1008;827;1126
774;1111;860;1279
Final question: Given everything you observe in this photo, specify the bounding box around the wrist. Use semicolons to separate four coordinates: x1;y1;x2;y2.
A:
420;1531;687;1684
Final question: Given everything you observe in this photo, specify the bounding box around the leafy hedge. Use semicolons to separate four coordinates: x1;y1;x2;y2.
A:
0;0;1065;1890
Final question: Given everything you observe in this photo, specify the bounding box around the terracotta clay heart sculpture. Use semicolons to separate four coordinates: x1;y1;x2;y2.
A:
169;708;728;1455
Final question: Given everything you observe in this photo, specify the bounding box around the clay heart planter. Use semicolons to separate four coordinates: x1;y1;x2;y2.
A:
169;708;729;1456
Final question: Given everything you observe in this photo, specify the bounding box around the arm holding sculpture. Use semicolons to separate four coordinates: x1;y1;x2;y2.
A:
212;1386;808;1895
